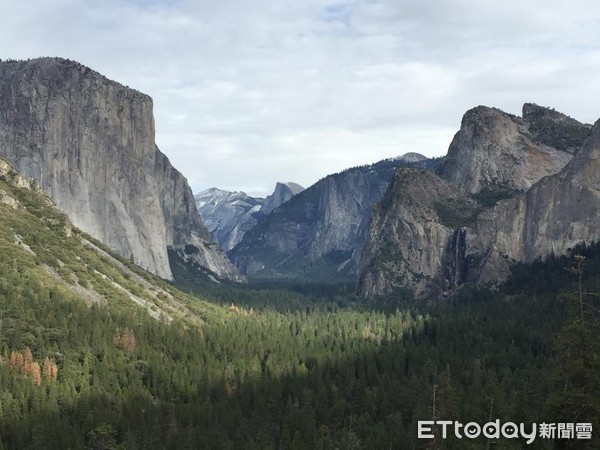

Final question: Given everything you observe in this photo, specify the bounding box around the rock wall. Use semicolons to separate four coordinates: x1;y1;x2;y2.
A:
358;167;476;297
259;182;304;215
468;119;600;283
0;57;240;281
359;104;596;299
438;105;586;193
230;159;401;280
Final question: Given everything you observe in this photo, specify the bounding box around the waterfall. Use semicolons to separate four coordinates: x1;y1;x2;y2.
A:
453;227;467;286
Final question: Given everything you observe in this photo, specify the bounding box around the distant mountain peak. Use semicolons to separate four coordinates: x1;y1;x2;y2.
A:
437;103;587;193
196;182;303;251
281;182;304;195
392;152;428;163
260;182;305;215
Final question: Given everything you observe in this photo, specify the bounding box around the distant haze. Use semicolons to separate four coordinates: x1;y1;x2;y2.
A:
1;0;599;196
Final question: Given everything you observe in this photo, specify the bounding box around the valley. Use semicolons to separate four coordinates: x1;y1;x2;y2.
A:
0;58;598;449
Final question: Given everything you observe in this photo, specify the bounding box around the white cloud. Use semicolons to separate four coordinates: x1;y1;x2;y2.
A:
1;0;600;196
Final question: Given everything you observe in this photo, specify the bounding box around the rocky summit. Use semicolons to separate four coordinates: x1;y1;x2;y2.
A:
229;155;427;281
196;188;264;252
195;182;304;252
359;103;599;298
0;57;241;282
259;182;304;215
437;104;590;193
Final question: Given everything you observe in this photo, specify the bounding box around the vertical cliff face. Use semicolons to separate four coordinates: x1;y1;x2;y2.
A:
195;182;304;252
358;167;478;297
468;119;600;283
438;105;588;193
229;158;403;280
439;103;593;284
0;57;241;281
359;104;596;299
259;182;304;215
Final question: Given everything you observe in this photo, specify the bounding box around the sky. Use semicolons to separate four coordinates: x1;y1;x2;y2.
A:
1;0;600;197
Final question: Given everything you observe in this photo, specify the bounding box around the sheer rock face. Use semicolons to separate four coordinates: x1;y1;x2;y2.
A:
468;119;600;283
0;57;241;281
229;159;403;280
358;167;478;298
359;104;598;299
260;182;304;215
438;105;589;193
195;182;304;252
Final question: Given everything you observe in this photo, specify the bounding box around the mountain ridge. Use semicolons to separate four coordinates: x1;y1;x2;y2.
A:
436;104;589;193
195;181;304;251
229;155;429;281
360;103;598;298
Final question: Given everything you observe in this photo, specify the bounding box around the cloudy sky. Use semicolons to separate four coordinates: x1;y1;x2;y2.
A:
2;0;600;196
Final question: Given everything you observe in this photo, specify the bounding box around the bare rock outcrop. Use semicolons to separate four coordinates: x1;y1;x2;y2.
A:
438;105;589;193
259;182;304;215
468;118;600;283
358;167;477;297
0;57;241;281
359;104;597;299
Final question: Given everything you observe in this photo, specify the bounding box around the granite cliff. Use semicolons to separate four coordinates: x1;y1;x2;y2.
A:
358;166;477;297
0;57;241;281
196;188;264;252
468;118;600;284
360;104;595;298
229;155;427;280
260;182;304;215
437;104;590;193
195;182;304;251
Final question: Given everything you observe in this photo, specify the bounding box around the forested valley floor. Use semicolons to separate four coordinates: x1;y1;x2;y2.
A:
0;174;599;449
1;249;599;448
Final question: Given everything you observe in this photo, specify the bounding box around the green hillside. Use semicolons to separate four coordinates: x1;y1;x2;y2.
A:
0;159;598;448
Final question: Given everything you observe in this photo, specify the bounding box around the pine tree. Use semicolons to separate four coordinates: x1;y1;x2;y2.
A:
42;357;58;382
548;255;600;443
9;351;23;371
30;362;41;386
23;347;33;375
